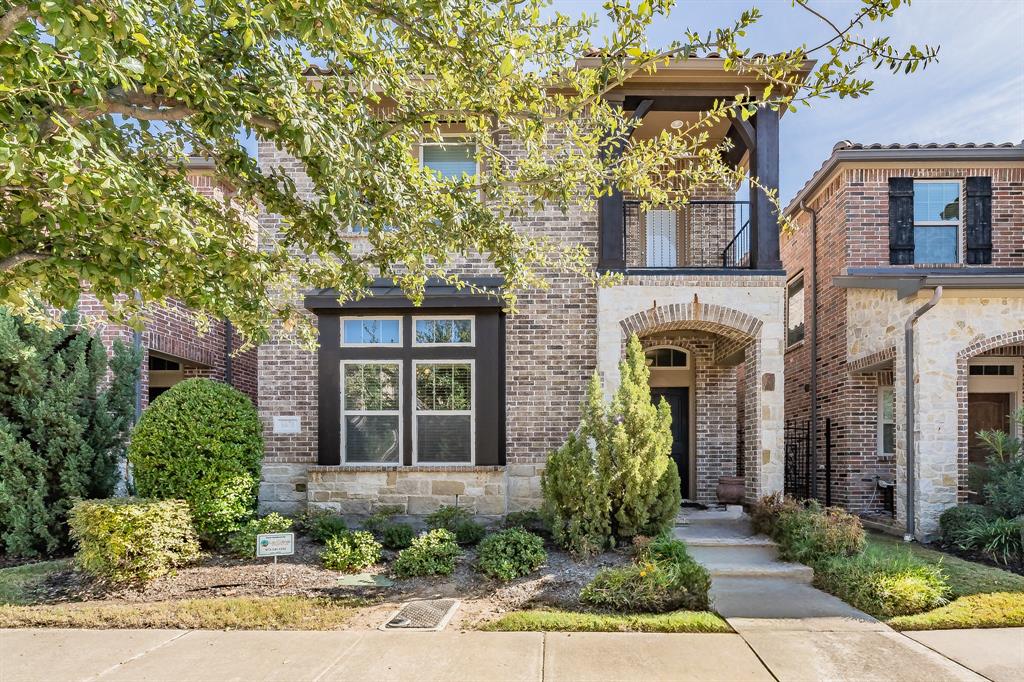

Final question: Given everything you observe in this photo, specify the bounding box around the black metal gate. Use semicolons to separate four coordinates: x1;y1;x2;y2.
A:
784;420;811;500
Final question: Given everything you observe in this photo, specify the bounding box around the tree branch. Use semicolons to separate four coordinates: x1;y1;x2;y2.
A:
0;4;33;43
0;250;51;272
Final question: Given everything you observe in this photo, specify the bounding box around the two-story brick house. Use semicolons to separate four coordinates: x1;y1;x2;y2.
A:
781;141;1024;539
257;59;805;517
77;159;258;414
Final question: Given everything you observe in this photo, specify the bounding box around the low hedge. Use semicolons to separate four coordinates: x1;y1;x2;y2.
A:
580;535;710;613
813;546;950;618
68;498;201;584
321;531;381;572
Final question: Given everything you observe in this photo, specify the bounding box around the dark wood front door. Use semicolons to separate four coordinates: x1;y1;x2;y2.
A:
968;393;1012;466
650;387;689;499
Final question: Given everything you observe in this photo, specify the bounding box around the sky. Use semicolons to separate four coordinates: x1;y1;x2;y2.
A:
551;0;1024;203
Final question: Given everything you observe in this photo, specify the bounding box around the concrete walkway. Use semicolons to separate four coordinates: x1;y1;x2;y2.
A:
673;511;987;681
3;627;1014;682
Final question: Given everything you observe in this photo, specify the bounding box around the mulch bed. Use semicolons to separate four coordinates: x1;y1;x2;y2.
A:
921;540;1024;577
20;534;633;630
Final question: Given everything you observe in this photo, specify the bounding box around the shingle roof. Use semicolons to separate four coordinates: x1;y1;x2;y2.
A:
785;140;1024;215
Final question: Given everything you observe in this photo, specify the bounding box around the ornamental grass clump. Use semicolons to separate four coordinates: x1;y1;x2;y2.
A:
580;534;709;613
226;513;294;558
128;379;263;544
393;529;461;578
751;494;864;564
320;531;381;572
476;528;547;581
542;335;680;557
68;498;200;584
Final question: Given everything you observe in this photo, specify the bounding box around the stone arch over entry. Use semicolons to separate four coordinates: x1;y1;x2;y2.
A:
955;328;1024;500
619;302;762;367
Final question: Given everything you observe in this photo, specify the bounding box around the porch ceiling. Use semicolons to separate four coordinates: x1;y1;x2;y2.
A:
641;328;753;367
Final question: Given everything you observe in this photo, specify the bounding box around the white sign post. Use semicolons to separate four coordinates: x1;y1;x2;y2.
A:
256;532;295;587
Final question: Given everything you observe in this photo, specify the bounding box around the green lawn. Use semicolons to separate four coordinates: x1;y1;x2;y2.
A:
867;532;1024;597
888;592;1024;631
0;596;360;630
0;560;68;606
481;609;731;633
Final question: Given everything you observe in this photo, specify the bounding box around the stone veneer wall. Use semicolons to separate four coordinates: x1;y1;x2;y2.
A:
596;274;787;503
256;136;598;515
847;289;1024;537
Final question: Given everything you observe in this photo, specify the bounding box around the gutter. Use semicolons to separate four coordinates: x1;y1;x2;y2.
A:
903;286;943;541
799;200;820;501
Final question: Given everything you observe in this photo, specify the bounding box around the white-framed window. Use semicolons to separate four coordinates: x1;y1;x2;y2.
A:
341;317;402;346
341;361;402;463
786;273;805;348
645;347;688;368
413;316;474;346
413;360;474;464
645;209;677;268
913;179;961;264
878;386;895;456
420;138;477;179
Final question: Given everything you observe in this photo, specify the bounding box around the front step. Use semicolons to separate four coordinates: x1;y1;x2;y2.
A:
687;544;780;565
703;561;814;583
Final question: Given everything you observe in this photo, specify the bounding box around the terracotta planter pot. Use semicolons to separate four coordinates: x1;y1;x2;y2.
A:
716;476;745;505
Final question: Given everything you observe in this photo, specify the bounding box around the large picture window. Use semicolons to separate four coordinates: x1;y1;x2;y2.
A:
913;180;961;264
341;362;401;463
414;361;474;463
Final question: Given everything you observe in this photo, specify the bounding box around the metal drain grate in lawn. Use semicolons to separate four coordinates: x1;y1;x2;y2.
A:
382;599;460;631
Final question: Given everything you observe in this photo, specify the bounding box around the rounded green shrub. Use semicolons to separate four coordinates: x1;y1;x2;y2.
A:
939;504;994;547
227;513;294;558
393;529;461;578
503;510;550;537
299;511;348;543
128;379;263;543
476;528;547;581
426;505;486;545
69;498;201;584
321;531;382;572
380;522;415;550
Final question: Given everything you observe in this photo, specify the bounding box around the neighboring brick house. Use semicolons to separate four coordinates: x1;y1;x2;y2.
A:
257;59;802;517
77;159;258;412
781;141;1024;539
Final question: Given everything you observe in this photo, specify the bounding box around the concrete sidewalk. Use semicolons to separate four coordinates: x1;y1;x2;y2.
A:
2;627;1011;682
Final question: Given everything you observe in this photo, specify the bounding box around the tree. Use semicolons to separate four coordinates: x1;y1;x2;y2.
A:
0;308;139;557
543;334;679;555
0;0;936;345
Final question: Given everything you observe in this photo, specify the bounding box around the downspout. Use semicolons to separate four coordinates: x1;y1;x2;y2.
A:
904;286;943;541
799;201;819;501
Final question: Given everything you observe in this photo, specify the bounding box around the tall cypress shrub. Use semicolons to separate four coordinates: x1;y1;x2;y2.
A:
0;309;139;557
543;334;680;555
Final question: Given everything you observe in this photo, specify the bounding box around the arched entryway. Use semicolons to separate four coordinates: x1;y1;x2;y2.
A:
643;344;695;500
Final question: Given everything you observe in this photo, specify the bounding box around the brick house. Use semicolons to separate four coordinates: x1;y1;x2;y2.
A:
257;59;801;517
78;159;258;413
781;141;1024;539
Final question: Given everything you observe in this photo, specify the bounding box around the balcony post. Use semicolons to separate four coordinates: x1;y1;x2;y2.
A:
749;106;781;270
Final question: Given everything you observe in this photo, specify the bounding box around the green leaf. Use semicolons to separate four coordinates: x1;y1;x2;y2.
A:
118;56;144;75
132;32;150;46
20;207;38;224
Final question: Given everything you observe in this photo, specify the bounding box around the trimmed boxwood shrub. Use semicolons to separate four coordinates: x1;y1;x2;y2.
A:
426;505;487;545
68;498;201;584
227;513;294;558
298;511;348;543
476;528;547;581
128;379;263;543
380;522;415;550
938;504;995;547
580;535;710;613
393;529;461;578
321;531;382;572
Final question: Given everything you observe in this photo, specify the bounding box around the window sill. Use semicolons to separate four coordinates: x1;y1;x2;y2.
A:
785;340;806;354
310;464;503;473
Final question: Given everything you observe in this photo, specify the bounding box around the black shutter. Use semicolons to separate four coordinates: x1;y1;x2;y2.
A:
965;176;993;265
888;177;915;265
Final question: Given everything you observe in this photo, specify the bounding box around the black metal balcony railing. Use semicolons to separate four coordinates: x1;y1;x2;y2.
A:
623;200;750;269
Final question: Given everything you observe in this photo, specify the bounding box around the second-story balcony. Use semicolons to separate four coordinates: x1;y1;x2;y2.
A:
623;199;750;270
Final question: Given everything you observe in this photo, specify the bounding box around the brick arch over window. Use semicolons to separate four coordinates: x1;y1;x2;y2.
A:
955;328;1024;501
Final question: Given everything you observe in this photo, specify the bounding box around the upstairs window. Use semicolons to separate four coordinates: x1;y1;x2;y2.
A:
414;317;473;345
786;274;805;348
342;318;401;346
913;180;961;264
421;140;477;179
